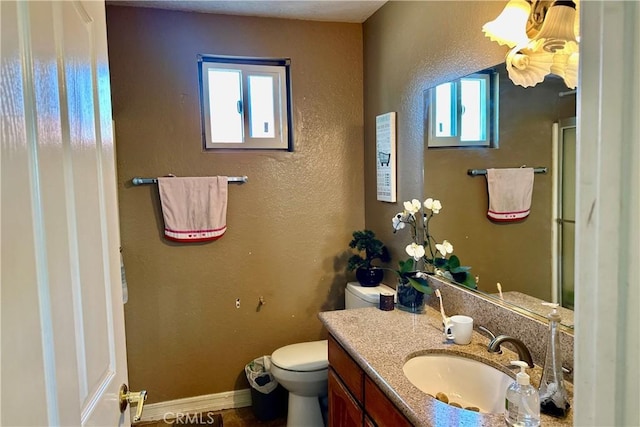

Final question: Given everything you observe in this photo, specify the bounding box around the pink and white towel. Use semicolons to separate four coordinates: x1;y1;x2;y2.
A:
157;176;228;242
486;168;534;222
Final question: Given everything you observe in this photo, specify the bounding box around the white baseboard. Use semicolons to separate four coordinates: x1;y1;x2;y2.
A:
135;388;252;423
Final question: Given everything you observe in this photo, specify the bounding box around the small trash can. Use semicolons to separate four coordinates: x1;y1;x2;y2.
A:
245;356;287;421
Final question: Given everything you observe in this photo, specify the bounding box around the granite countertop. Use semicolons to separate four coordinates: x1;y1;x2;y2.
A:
319;306;573;427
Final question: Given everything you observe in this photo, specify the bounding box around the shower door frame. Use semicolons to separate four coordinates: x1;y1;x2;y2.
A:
551;116;577;309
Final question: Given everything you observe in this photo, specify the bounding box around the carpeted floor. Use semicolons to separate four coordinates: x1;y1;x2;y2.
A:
135;407;286;427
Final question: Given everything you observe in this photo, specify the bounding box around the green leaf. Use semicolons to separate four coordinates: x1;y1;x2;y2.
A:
461;274;478;289
451;271;467;283
450;265;471;274
434;258;448;268
399;258;414;274
451;271;477;289
347;254;366;271
448;255;461;269
408;277;433;295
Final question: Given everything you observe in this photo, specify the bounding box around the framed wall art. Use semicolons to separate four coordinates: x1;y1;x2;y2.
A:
375;112;397;202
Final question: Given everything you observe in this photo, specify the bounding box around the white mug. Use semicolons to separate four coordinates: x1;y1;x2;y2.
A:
444;315;474;345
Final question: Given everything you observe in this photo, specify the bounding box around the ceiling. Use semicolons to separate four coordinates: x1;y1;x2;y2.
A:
107;0;387;23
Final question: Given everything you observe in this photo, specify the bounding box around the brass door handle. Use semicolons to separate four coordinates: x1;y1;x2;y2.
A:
119;384;147;422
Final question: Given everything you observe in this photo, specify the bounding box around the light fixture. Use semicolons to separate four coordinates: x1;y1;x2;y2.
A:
506;40;554;88
483;0;579;89
482;0;532;48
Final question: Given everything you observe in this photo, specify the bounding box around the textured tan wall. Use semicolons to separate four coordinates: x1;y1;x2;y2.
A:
107;6;364;403
362;1;505;278
363;2;575;301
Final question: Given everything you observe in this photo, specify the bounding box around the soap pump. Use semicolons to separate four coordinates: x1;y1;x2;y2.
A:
505;361;540;427
539;302;570;417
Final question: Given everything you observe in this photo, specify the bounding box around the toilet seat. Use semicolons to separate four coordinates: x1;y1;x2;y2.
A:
271;340;328;372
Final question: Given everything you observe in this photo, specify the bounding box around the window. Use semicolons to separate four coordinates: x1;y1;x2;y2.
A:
198;55;293;150
427;71;499;148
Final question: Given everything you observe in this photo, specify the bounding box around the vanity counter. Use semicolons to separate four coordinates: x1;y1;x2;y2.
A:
319;306;573;427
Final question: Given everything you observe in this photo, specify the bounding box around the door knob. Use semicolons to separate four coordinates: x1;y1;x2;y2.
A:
119;384;147;422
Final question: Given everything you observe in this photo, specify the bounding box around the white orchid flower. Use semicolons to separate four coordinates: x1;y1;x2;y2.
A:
435;240;454;257
424;198;442;214
405;243;425;261
415;271;428;279
403;199;421;215
392;213;406;230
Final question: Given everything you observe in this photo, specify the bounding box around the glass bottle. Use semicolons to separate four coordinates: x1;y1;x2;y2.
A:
538;303;570;417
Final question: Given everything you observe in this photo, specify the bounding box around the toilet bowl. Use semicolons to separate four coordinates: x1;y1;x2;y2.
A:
270;282;395;427
270;340;328;427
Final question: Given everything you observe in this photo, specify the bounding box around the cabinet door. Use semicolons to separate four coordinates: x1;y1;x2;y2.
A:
364;415;376;427
364;376;413;427
329;335;364;403
329;368;363;427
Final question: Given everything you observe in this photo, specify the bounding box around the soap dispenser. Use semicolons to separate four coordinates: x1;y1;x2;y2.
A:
505;361;540;427
539;302;570;417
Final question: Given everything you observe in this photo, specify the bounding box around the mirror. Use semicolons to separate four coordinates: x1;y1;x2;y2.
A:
424;64;576;328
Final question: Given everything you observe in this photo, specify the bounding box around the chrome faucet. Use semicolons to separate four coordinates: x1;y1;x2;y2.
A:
487;335;535;368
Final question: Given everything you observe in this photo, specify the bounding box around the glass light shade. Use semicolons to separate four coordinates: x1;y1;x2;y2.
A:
549;39;579;85
550;52;570;78
573;0;580;41
482;0;532;48
562;52;579;89
505;43;554;88
534;0;578;52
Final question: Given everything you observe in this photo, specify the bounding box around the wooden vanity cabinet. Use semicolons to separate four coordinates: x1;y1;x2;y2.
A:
364;415;376;427
328;335;412;427
363;376;412;427
328;369;362;426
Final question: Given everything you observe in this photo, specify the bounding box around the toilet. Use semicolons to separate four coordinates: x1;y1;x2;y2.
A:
270;282;395;427
345;281;396;309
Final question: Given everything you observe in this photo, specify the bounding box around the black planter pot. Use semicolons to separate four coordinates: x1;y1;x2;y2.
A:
356;267;384;287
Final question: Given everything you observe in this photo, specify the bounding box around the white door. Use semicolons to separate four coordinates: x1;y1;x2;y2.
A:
1;1;135;425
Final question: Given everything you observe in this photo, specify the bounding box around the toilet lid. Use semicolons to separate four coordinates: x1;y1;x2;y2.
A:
347;282;396;303
271;340;328;371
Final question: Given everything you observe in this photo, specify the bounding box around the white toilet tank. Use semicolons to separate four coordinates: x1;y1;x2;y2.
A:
345;282;396;309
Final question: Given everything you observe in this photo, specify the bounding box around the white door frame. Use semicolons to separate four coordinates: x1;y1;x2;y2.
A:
575;1;640;425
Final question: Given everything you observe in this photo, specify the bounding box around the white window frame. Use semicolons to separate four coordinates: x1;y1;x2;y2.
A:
427;71;499;148
198;55;293;151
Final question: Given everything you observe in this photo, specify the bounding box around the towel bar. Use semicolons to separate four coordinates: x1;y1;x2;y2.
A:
467;167;547;177
132;176;248;185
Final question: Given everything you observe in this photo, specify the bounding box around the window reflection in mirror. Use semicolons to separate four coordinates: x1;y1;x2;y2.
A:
427;71;498;148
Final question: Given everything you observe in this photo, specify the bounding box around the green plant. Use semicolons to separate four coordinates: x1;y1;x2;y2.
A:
392;198;477;290
388;258;432;295
346;230;391;271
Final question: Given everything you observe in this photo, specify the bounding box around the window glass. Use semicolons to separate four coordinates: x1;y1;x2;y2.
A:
460;78;486;141
248;75;275;138
434;82;455;137
208;69;243;143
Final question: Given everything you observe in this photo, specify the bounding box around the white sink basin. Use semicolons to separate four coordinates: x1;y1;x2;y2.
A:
403;353;513;414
